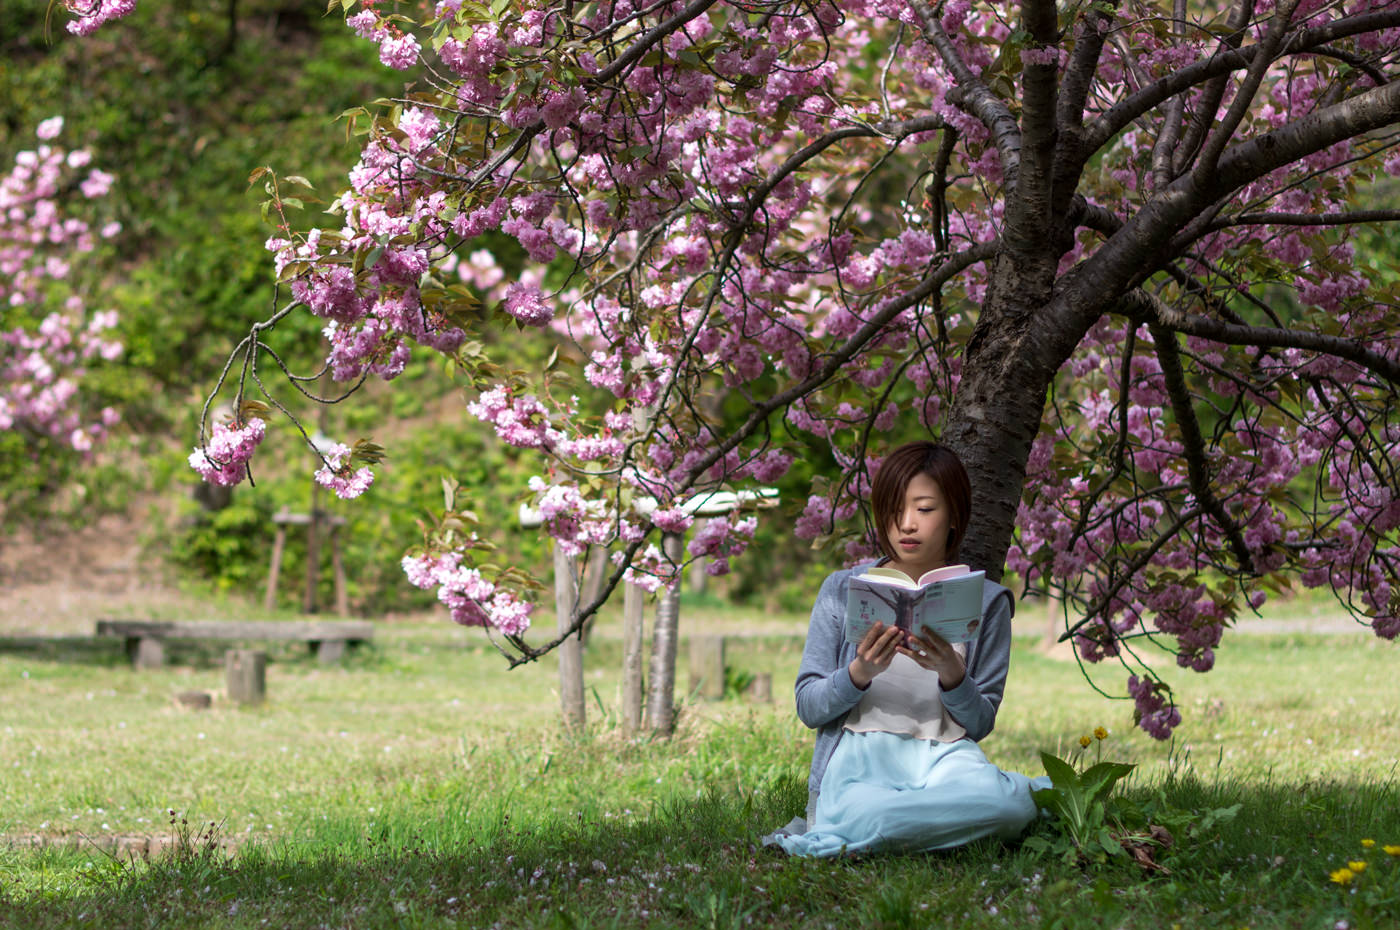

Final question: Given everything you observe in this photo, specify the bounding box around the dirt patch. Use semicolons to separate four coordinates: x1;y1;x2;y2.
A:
0;503;216;637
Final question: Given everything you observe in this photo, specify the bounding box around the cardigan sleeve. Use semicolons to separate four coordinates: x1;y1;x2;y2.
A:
938;585;1014;741
793;570;867;730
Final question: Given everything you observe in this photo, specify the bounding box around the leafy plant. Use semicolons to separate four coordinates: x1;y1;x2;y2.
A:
1027;736;1138;866
1027;728;1243;872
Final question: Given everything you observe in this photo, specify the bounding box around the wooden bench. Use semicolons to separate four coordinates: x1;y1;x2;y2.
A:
95;620;374;669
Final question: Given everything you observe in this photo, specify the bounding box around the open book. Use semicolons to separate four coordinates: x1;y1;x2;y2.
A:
845;564;986;645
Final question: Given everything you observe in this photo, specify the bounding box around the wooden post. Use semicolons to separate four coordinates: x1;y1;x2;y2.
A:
621;580;645;735
304;482;322;614
132;636;165;669
555;544;586;732
646;531;684;735
331;523;349;616
265;517;288;611
225;649;266;705
746;672;772;703
689;634;726;700
266;509;346;614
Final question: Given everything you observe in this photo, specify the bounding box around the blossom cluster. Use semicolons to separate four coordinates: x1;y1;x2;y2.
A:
188;417;266;487
313;442;376;500
402;550;532;635
2;116;123;454
63;0;135;35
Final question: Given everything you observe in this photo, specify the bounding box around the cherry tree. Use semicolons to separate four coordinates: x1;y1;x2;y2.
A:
73;0;1400;737
1;116;122;471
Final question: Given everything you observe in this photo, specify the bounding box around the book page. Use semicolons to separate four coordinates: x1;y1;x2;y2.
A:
912;571;985;644
859;566;918;586
916;564;969;585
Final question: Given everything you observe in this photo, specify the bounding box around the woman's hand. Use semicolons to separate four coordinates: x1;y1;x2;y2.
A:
849;622;902;689
899;631;966;690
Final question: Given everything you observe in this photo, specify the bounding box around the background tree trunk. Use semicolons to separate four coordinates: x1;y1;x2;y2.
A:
554;545;585;732
645;531;684;736
621;579;645;736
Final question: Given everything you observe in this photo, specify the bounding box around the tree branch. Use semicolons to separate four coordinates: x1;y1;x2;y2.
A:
1058;506;1201;643
1171;0;1258;178
1059;78;1400;331
1083;8;1400;157
1192;0;1301;181
907;0;1022;191
1204;208;1400;230
1129;289;1400;384
1145;317;1256;573
1150;0;1189;192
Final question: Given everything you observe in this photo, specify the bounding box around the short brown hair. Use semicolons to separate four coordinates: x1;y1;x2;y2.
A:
870;442;971;564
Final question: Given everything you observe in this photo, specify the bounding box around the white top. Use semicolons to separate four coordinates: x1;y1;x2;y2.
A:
841;643;969;742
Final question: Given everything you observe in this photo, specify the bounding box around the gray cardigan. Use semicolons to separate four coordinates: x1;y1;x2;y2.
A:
792;564;1015;820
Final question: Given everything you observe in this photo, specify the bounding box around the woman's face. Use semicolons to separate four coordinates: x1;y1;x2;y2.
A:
885;471;952;577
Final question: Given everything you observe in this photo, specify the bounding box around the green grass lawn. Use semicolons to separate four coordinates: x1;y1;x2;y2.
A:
1;598;1398;928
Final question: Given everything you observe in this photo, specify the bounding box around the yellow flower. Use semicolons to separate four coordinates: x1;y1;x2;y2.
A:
1079;734;1093;748
1347;860;1367;873
1094;726;1109;741
1330;867;1355;885
1361;838;1376;848
1384;844;1400;857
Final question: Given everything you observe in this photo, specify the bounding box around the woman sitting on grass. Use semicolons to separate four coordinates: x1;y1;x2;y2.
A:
767;440;1046;857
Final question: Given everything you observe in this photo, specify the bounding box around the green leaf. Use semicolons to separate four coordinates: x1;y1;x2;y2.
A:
1079;761;1136;806
1039;750;1080;790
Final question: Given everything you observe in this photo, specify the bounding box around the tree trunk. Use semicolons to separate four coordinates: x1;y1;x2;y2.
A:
554;545;586;732
943;254;1066;582
645;531;684;736
621;579;645;735
577;544;610;645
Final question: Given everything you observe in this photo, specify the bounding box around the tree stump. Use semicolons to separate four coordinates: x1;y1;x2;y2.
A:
131;636;165;669
745;672;772;703
688;634;727;700
225;649;266;705
174;690;212;710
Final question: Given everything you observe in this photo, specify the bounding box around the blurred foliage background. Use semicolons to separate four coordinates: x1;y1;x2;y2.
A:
0;0;830;617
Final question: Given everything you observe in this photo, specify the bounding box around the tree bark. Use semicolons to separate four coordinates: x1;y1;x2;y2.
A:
554;545;585;732
943;256;1066;582
645;531;684;736
621;579;645;735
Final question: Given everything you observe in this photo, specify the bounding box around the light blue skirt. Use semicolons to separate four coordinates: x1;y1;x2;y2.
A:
774;730;1047;857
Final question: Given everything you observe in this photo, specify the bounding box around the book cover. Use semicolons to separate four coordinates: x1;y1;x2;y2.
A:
844;564;986;645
